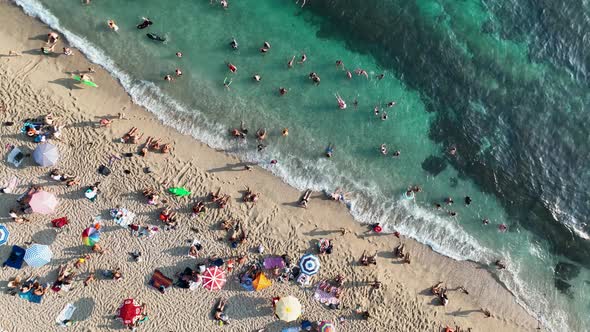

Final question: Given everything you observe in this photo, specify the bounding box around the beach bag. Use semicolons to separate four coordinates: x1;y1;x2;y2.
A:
98;165;111;176
51;217;69;228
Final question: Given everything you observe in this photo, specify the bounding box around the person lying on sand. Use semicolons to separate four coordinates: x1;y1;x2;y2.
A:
161;143;172;154
243;186;260;204
99;118;113;127
142;188;160;205
121;127;143;143
214;298;230;325
431;282;444;295
299;189;312;208
192;201;206;216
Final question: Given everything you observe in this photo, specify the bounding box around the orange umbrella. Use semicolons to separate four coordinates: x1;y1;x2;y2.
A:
252;272;271;291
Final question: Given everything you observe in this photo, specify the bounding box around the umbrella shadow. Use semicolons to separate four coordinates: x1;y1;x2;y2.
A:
48;78;82;90
72;297;96;322
207;162;256;173
31;228;58;245
226;294;273;320
163;246;187;257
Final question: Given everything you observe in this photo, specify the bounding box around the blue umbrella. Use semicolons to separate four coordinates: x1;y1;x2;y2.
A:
0;224;9;246
299;253;320;276
24;244;53;268
32;143;59;166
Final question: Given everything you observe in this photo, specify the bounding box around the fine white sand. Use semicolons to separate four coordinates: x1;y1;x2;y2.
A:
0;1;539;331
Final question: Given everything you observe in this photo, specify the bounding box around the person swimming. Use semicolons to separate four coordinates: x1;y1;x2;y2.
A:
381;112;388;120
346;71;352;79
176;52;183;58
175;69;182;76
336;60;344;69
107;20;119;32
279;87;287;96
325;144;335;158
298;53;307;64
147;33;166;42
387;101;397;108
223;77;232;90
252;74;261;82
137;17;153;29
380;144;387;155
288;55;295;68
230;38;239;50
335;93;346;109
227;63;237;73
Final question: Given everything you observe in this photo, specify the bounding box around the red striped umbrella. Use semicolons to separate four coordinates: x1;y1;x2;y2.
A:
201;266;226;290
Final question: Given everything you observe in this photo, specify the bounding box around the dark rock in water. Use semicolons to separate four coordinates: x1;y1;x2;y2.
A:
449;177;458;188
555;261;580;281
421;155;447;176
553;262;580;298
554;278;574;298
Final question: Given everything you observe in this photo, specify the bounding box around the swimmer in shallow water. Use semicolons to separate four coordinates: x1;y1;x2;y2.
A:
252;74;261;82
230;38;239;50
288;55;295;68
176;52;183;58
298;53;307;64
380;144;387;155
107;20;119;32
137;17;153;29
325;144;335;158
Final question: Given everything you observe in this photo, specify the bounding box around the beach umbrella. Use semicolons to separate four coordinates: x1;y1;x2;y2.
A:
24;244;52;267
275;296;302;322
0;224;9;246
81;227;100;246
201;266;226;290
32;143;59;166
168;187;191;197
299;253;321;276
319;321;336;332
29;191;58;215
117;298;142;326
253;272;272;291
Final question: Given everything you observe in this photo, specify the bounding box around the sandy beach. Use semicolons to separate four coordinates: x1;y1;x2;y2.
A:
0;1;540;331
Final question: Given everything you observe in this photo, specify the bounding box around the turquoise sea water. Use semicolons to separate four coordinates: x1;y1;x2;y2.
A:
15;0;590;330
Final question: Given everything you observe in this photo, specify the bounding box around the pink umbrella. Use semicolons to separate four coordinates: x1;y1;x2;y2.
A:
201;266;226;290
29;191;58;215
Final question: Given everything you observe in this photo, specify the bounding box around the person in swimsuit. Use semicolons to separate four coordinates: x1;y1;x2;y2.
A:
335;93;347;109
230;38;239;50
176;52;183;58
380;144;387;155
298;53;307;64
325;144;335;158
279;87;287;96
175;69;182;76
252;74;261;82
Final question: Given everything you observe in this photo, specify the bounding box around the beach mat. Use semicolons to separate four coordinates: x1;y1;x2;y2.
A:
2;245;25;269
56;303;76;326
149;269;173;291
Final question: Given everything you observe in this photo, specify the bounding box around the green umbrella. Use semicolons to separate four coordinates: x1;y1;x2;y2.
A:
168;187;191;197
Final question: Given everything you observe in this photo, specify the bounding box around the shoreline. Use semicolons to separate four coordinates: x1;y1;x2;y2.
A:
0;0;540;331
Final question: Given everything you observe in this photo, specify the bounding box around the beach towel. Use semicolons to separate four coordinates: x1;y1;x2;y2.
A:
6;147;24;167
2;245;25;269
56;303;76;327
19;289;43;303
313;282;341;306
263;256;285;270
1;176;18;193
51;217;69;228
296;273;312;287
149;269;173;292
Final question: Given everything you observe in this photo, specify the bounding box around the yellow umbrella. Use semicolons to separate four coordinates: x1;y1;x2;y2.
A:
275;296;301;322
253;272;272;291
